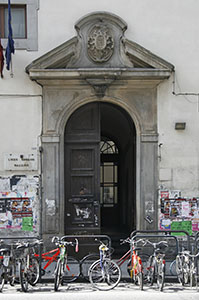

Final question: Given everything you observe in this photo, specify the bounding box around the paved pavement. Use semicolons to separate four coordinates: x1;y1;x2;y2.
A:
0;281;198;300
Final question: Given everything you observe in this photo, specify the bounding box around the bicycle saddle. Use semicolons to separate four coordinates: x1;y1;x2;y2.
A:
155;248;165;254
0;247;10;253
133;247;142;251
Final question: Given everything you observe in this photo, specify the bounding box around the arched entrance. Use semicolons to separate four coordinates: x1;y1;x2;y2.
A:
27;11;173;239
64;102;136;236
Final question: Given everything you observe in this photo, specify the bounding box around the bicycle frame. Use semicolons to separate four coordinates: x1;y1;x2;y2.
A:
148;252;165;273
34;247;60;272
116;249;131;268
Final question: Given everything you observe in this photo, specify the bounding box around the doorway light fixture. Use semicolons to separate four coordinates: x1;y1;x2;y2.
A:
175;122;186;130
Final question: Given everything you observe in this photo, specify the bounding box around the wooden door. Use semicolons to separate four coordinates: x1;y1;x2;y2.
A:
64;103;100;233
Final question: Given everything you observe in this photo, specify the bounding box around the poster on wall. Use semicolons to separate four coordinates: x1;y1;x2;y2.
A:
0;175;39;233
0;198;33;231
159;190;199;235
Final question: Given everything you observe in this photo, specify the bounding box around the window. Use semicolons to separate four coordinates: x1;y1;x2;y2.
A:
0;5;26;38
0;0;39;51
100;139;119;207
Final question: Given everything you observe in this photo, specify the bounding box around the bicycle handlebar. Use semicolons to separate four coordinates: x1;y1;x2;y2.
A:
16;239;43;249
52;236;79;252
121;237;146;246
144;240;168;248
99;241;109;252
183;251;199;258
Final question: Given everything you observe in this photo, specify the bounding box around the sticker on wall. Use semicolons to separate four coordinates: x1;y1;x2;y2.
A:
22;217;33;231
171;220;192;236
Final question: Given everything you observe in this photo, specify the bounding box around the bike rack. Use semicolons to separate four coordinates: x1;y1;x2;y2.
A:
0;236;40;240
60;234;111;250
130;230;191;252
130;234;179;256
194;232;199;252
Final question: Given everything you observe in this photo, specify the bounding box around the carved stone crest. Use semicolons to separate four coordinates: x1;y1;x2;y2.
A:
87;24;114;63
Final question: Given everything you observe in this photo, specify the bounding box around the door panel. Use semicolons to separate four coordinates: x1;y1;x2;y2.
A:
65;103;100;233
65;103;100;142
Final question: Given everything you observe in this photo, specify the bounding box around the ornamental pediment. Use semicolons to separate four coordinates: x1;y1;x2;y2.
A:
26;12;174;74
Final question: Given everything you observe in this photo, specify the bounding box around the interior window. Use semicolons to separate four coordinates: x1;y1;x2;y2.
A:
100;139;119;207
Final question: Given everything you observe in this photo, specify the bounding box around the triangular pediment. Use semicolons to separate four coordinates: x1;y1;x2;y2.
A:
26;12;174;76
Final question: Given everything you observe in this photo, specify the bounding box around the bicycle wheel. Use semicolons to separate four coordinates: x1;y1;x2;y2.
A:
157;261;165;292
176;256;184;285
81;253;99;281
128;256;144;290
146;256;155;286
28;258;39;286
139;253;150;280
19;259;29;292
54;259;62;291
190;269;194;288
9;263;16;286
189;261;197;288
0;264;5;292
89;258;121;291
183;264;189;285
62;256;80;283
137;271;143;291
169;259;177;277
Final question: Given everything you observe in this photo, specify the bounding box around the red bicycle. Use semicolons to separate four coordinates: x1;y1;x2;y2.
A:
34;239;80;283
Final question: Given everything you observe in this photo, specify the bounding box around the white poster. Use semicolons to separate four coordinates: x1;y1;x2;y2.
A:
181;201;190;217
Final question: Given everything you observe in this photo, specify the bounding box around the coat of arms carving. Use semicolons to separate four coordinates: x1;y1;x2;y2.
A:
87;24;114;63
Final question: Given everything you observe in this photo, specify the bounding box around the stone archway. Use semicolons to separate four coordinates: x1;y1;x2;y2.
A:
26;11;173;239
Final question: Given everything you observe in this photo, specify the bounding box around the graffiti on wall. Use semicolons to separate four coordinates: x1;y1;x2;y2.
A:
0;175;39;232
159;190;199;235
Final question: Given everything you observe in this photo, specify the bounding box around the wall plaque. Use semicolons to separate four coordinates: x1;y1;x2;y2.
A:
4;153;37;171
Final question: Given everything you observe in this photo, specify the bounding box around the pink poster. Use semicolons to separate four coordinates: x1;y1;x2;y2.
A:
192;223;199;231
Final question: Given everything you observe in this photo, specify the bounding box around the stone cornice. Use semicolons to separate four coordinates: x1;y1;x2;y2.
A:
28;68;171;81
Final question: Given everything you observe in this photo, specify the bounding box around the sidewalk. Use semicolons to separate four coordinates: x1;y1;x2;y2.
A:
0;281;198;300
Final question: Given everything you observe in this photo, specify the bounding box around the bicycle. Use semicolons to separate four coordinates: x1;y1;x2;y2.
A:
171;249;199;288
34;244;80;282
144;239;168;291
127;238;146;290
170;249;190;285
188;251;199;289
52;236;79;291
80;237;149;282
18;239;42;292
0;240;19;292
88;241;121;291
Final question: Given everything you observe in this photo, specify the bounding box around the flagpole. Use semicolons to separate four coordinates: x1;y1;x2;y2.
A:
5;0;15;75
0;38;4;78
10;56;13;78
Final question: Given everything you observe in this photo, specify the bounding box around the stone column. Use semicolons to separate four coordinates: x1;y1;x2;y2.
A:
41;135;61;235
140;133;158;230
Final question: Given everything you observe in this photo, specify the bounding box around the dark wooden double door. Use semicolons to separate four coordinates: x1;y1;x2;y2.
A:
64;103;101;234
64;102;136;235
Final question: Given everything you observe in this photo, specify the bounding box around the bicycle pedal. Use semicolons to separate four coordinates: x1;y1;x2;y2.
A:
10;281;15;287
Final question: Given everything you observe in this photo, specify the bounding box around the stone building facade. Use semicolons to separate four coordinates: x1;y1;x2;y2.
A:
0;1;199;239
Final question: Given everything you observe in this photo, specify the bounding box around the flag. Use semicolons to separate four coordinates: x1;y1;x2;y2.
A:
5;0;15;71
0;39;4;78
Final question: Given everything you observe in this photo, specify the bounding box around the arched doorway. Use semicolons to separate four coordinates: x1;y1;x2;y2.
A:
64;102;136;236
